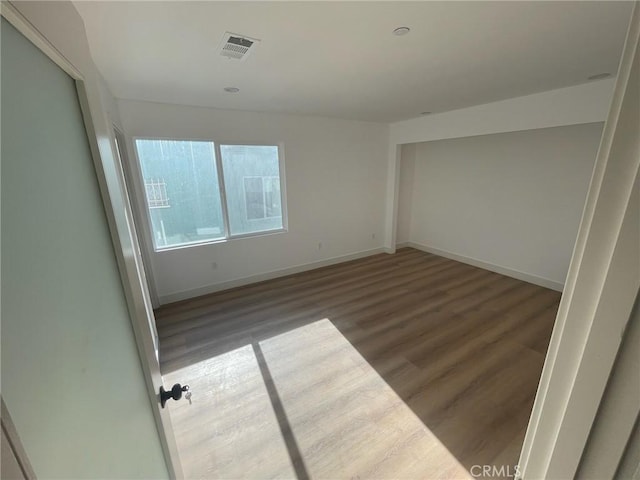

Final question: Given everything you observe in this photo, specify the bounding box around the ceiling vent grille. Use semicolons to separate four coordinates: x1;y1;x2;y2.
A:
218;32;260;61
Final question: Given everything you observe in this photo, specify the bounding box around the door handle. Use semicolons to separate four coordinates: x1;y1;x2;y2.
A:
159;383;189;408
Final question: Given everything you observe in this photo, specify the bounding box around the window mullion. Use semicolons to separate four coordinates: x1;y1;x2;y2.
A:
214;142;232;239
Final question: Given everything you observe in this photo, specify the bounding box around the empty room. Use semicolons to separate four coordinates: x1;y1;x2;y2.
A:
1;1;639;479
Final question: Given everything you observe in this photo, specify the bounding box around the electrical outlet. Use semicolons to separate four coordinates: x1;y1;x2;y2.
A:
318;242;323;250
211;262;218;270
371;233;376;240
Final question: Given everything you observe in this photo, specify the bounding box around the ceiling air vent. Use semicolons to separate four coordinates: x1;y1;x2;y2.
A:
218;32;260;61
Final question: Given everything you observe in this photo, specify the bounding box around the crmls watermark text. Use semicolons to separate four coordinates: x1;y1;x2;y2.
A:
470;464;521;478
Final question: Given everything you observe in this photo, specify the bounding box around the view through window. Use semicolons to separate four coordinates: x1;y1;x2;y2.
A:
135;139;285;250
220;145;283;236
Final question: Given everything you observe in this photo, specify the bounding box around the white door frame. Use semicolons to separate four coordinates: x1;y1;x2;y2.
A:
0;2;183;478
113;125;162;310
518;3;640;478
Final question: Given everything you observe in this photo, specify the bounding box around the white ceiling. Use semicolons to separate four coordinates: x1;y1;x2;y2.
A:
74;1;633;123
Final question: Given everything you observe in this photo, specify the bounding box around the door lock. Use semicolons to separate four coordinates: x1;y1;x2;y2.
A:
159;383;190;408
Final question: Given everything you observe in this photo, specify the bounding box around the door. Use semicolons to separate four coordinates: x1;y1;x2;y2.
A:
1;8;181;478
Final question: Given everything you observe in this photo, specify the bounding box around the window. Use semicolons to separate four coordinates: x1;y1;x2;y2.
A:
219;145;283;235
134;139;286;250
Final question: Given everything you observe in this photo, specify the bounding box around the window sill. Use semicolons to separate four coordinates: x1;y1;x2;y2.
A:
153;228;288;253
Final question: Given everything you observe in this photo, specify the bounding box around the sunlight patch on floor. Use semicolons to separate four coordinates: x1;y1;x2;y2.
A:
164;344;296;478
165;318;471;479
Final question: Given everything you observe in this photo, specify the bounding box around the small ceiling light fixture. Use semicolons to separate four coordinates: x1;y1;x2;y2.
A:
393;26;411;36
224;87;240;93
420;111;432;115
588;72;611;80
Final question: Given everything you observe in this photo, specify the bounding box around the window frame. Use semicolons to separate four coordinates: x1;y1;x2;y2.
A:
131;136;288;252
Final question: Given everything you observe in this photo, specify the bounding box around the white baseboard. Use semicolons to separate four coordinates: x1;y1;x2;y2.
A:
159;243;563;305
403;241;564;292
159;247;387;305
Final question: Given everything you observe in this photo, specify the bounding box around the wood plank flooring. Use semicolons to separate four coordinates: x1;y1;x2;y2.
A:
156;248;561;479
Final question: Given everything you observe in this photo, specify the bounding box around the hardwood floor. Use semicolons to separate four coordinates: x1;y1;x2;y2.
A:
156;248;560;479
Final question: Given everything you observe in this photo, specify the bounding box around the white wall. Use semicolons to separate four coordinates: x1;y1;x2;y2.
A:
396;143;416;245
400;123;604;290
385;79;615;251
98;73;124;131
117;100;389;304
